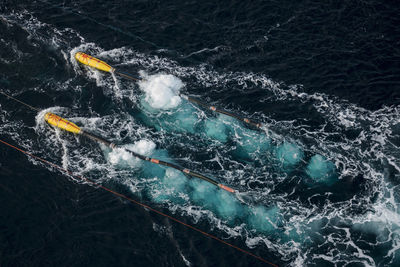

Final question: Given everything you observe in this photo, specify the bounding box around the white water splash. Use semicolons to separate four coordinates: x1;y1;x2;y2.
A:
3;10;400;266
107;139;156;168
138;72;184;110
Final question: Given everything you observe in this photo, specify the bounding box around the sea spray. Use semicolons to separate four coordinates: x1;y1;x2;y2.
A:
104;139;167;178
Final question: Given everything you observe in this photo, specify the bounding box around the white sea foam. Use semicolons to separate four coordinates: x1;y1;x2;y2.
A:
107;139;156;168
138;72;184;110
4;10;400;266
96;44;400;264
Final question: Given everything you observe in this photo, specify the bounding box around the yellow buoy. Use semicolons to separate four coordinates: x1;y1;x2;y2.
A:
75;52;114;73
44;113;81;134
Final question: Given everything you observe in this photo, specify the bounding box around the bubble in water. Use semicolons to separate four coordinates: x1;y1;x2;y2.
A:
140;97;199;134
142;149;169;178
235;127;271;158
138;73;183;110
173;102;199;133
306;154;336;184
248;205;281;233
275;142;303;167
136;148;188;204
204;116;230;142
190;179;243;222
106;140;156;168
139;97;160;114
151;168;188;204
214;190;244;221
190;179;217;208
281;218;325;244
163;168;188;191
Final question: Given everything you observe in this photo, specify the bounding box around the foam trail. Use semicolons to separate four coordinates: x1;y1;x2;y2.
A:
54;128;70;169
171;102;199;134
136;72;339;187
138;73;234;140
138;147;190;204
214;189;245;221
190;179;217;207
13;21;394;263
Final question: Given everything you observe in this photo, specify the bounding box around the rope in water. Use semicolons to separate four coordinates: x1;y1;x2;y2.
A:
0;91;278;263
74;52;265;130
0;138;278;266
0;91;235;193
3;4;277;264
181;94;263;129
0;91;41;112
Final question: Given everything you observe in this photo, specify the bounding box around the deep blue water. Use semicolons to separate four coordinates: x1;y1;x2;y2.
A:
0;1;399;266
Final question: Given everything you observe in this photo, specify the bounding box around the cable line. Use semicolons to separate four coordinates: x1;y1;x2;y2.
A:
75;52;264;130
0;91;235;193
0;91;277;264
0;138;277;266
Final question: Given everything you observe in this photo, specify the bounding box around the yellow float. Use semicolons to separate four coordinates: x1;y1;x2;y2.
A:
75;52;114;73
44;112;81;134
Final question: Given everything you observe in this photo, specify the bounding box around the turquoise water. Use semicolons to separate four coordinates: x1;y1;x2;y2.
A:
2;2;399;266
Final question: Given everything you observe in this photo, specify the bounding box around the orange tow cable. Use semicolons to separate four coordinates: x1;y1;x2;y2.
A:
0;138;278;267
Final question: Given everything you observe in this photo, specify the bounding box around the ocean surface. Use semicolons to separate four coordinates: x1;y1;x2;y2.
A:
1;1;399;266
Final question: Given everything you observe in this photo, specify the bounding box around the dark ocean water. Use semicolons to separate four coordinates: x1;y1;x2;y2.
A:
0;1;399;266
